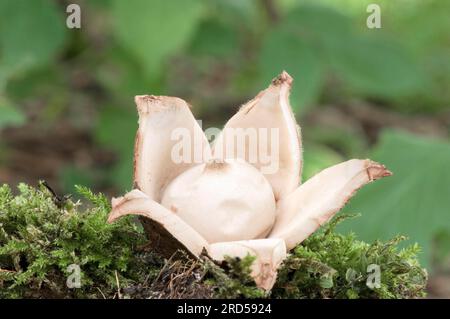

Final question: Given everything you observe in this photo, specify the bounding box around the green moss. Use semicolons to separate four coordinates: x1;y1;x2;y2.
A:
0;184;427;299
272;215;428;299
0;183;158;298
203;255;267;299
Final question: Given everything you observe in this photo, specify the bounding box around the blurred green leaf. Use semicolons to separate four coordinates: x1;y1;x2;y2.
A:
96;106;137;191
328;35;424;98
0;101;25;128
0;0;66;83
307;124;368;158
189;19;238;58
259;5;355;114
259;28;323;114
283;4;352;50
112;0;204;80
393;1;450;112
96;46;159;98
261;4;426;105
302;144;343;180
60;166;95;194
5;66;62;100
208;0;259;30
433;230;450;270
96;106;137;154
339;130;450;266
393;0;450;54
113;156;134;193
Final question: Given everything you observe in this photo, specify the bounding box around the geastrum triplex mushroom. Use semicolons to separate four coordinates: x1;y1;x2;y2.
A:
108;71;391;290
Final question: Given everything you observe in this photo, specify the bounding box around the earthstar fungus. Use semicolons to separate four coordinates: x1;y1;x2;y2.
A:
107;71;392;290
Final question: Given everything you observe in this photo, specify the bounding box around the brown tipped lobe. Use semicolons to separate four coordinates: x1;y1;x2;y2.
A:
271;71;293;86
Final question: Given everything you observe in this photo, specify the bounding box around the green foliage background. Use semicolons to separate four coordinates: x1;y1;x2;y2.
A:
0;0;449;272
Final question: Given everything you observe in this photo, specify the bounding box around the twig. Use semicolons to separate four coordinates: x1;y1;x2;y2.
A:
115;270;122;299
96;287;107;299
151;251;179;286
0;268;15;273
